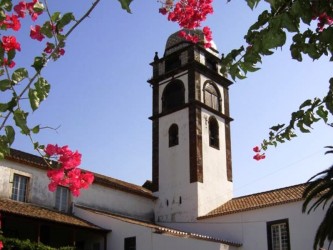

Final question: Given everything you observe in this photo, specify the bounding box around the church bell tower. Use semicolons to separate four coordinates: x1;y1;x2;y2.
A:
148;30;233;222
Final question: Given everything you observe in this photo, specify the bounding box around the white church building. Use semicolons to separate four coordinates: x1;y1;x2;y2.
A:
0;30;329;250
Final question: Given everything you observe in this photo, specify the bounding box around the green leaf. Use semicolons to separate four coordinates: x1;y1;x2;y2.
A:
57;13;75;30
7;49;15;61
297;120;310;133
290;0;312;25
316;106;328;123
13;109;30;135
303;110;314;127
12;68;28;84
262;29;286;50
28;89;39;111
0;0;12;11
31;125;40;134
0;79;12;91
290;44;303;62
51;12;61;22
0;9;5;22
32;56;46;73
5;125;15;145
41;22;54;38
270;123;285;132
299;99;312;109
28;77;50;111
118;0;132;13
0;102;9;112
246;0;260;9
320;27;333;43
35;77;50;101
280;13;299;32
0;137;10;159
33;1;44;12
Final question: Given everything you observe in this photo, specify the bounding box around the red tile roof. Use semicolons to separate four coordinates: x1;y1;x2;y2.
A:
6;149;155;200
0;198;107;231
76;204;242;247
199;183;309;219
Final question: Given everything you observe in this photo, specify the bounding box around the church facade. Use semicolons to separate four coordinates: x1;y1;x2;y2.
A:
0;31;329;250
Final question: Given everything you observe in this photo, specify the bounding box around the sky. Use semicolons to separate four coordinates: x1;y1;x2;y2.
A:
5;0;333;197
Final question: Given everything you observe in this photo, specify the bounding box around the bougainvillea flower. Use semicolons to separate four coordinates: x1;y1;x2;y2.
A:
1;36;21;52
30;25;45;41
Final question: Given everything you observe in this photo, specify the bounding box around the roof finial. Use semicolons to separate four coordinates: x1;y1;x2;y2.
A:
154;52;159;62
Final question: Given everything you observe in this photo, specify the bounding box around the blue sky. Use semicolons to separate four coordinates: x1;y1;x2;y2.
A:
8;0;333;197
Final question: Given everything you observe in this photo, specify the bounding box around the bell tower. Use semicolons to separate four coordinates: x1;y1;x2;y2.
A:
148;30;233;222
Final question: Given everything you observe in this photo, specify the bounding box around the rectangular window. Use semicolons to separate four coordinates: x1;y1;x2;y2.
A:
55;186;70;212
124;237;136;250
267;219;290;250
11;174;29;202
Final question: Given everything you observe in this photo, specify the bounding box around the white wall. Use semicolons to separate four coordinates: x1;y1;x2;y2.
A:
156;107;200;222
0;160;56;207
161;200;330;250
75;206;236;250
199;107;233;217
0;159;154;221
76;182;154;220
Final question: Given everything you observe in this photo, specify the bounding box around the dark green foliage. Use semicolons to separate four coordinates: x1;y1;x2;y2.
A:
0;235;75;250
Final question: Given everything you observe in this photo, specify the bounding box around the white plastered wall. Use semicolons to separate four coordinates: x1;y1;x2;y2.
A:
0;159;154;221
75;206;236;250
155;107;199;222
0;159;57;207
198;73;233;216
163;200;330;250
199;108;233;217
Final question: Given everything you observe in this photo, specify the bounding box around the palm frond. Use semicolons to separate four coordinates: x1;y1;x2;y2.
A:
303;146;333;250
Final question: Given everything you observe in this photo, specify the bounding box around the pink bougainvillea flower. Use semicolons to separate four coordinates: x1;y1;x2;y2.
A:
80;171;94;189
159;7;168;15
0;240;3;250
30;25;45;41
27;0;43;21
14;1;27;18
44;42;54;54
44;144;60;156
2;58;16;68
57;48;65;56
44;144;93;196
1;14;21;31
253;153;266;161
160;0;214;46
1;36;21;52
253;146;261;153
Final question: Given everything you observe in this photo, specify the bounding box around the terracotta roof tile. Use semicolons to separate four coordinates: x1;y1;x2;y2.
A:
0;198;107;231
6;149;155;200
76;204;242;247
199;183;309;219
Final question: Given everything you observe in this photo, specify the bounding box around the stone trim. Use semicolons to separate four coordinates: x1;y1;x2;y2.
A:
225;122;232;182
152;84;160;192
149;101;232;122
189;69;203;183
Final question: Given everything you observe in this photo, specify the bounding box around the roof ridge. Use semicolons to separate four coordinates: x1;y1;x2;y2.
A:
232;182;309;200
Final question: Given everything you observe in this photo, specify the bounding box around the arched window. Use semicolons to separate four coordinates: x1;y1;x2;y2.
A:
204;82;221;111
209;117;219;149
162;80;185;112
169;124;179;147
